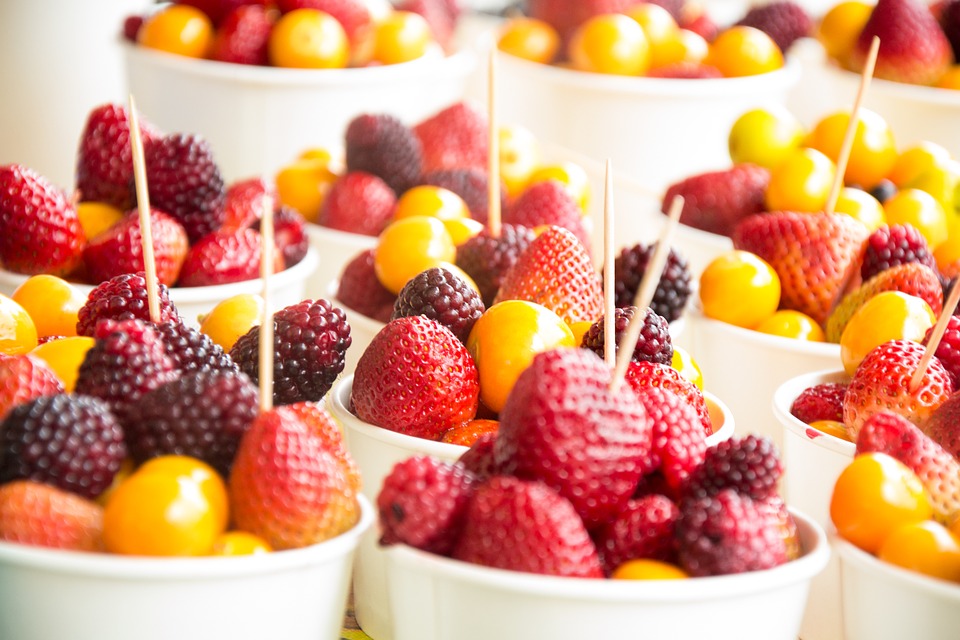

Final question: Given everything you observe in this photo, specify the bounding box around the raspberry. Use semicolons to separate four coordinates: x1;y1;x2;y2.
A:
663;163;770;237
155;321;238;374
422;167;505;225
634;385;708;492
124;369;260;477
684;435;784;501
76;272;181;337
734;1;812;52
593;494;679;575
612;243;692;323
860;223;937;282
378;455;477;555
676;489;788;576
925;315;960;389
0;354;64;420
392;266;485;343
345;114;423;195
209;4;273;65
0;394;126;499
789;382;848;424
335;248;397;322
144;132;226;243
230;299;351;405
580;306;673;366
455;224;536;307
317;171;397;236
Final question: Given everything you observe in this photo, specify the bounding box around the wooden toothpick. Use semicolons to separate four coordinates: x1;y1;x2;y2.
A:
127;95;161;323
910;279;960;392
603;159;616;370
258;190;276;413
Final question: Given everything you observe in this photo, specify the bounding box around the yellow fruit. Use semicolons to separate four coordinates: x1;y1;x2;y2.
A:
611;558;689;580
765;147;837;213
76;201;125;241
443;217;484;246
275;158;339;223
0;294;38;356
699;251;781;329
807;109;897;189
497;17;560;64
394;186;469;221
705;26;783;77
883;189;949;249
888;141;952;188
372;11;432;65
817;1;872;64
198;293;265;352
671;345;704;390
569;14;650;76
833;187;885;231
269;9;349;69
31;337;95;393
755;310;826;342
728;105;806;169
138;4;213;58
839;291;936;375
809;420;851;442
499;124;541;198
11;274;85;338
374;216;456;294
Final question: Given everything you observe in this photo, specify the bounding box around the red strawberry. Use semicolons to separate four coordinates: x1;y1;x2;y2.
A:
229;403;360;550
275;0;373;47
843;339;954;440
221;177;271;231
441;418;499;446
494;347;655;529
82;209;189;286
593;494;679;575
633;385;708;492
921;390;960;461
413;101;488;174
662;164;770;237
0;480;103;552
923;315;960;389
179;0;266;25
0;354;64;420
790;382;848;424
493;225;603;325
452;475;604;577
624;360;713;436
335;248;397;322
733;211;870;325
735;1;813;52
648;62;725;78
351;315;480;440
0;164;86;276
317;171;397;236
851;0;954;85
177;228;282;287
210;4;273;65
503;180;590;250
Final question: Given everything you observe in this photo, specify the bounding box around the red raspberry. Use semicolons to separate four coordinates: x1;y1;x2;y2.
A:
255;205;309;268
455;224;536;307
0;481;104;552
392;266;484;343
612;242;692;322
76;272;181;337
735;1;812;52
345;114;423;195
663;163;770;237
154;321;238;374
178;228;283;287
0;354;64;420
593;494;679;575
925;315;960;389
503;180;590;251
82;208;189;286
580;306;673;366
861;223;937;282
457;433;501;480
230;299;351;405
210;4;273;65
684;435;784;501
634;385;708;492
0;394;126;500
422;167;504;225
317;171;397;236
335;248;397;322
790;382;848;424
624;361;713;436
378;456;477;555
413;101;488;174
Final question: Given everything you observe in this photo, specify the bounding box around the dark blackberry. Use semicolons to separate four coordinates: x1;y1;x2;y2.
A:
684;435;783;502
593;494;679;575
392;267;485;343
580;306;673;365
422;167;506;225
230;299;352;405
76;271;181;337
335;248;397;322
734;1;812;52
125;369;259;477
789;382;848;424
455;223;536;307
869;179;897;204
612;242;692;323
0;393;126;499
144;132;226;243
345;114;423;195
940;0;960;60
861;223;937;282
155;321;238;374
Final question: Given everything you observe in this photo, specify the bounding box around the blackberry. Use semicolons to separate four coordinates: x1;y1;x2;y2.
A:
144;132;226;243
861;223;937;282
230;299;351;405
735;1;812;52
455;223;536;307
789;382;848;424
0;393;126;499
941;0;960;60
335;249;396;322
422;167;505;224
155;321;238;374
392;267;484;343
869;179;897;204
125;370;260;477
345;114;423;195
76;272;181;337
580;306;673;365
684;435;783;502
612;242;692;323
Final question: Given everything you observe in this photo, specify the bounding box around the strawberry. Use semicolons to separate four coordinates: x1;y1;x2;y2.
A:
0;164;86;277
493;225;603;325
177;228;282;287
221;177;271;231
734;1;813;52
335;248;397;322
209;4;273;65
502;180;590;250
351;315;480;440
317;171;397;236
455;224;536;307
0;354;64;420
493;347;655;529
922;390;960;461
457;432;501;480
825;262;944;342
633;385;708;492
790;381;848;424
662;164;770;238
413;101;488;174
851;0;954;85
592;494;679;575
733;211;870;326
843;339;954;440
0;480;103;551
82;209;189;286
229;403;360;550
452;475;604;577
624;360;713;436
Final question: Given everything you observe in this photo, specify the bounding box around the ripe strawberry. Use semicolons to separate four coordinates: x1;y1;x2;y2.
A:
493;225;603;325
825;262;943;342
441;418;499;446
452;475;604;577
229;403;361;550
177;228;282;287
494;348;655;529
76;272;181;337
733;211;870;326
457;432;501;480
662;164;770;237
624;360;713;436
921;390;960;461
860;223;937;282
0;480;103;552
413;101;488;174
209;4;273;65
423;167;503;225
851;0;954;85
335;248;397;322
593;494;679;574
843;339;954;440
735;1;813;52
276;0;372;47
221;177;271;231
924;315;960;388
317;171;397;236
76;103;160;210
256;205;309;268
345;114;423;195
648;63;724;78
857;411;960;523
0;164;85;276
684;435;783;501
790;382;848;424
455;224;536;307
502;180;590;250
0;354;64;420
82;209;189;286
634;385;708;492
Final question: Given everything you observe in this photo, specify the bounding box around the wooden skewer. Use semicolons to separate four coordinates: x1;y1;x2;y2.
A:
127;94;161;324
909;279;960;393
609;195;684;392
603;159;616;370
824;36;880;217
259;190;276;413
487;43;502;238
